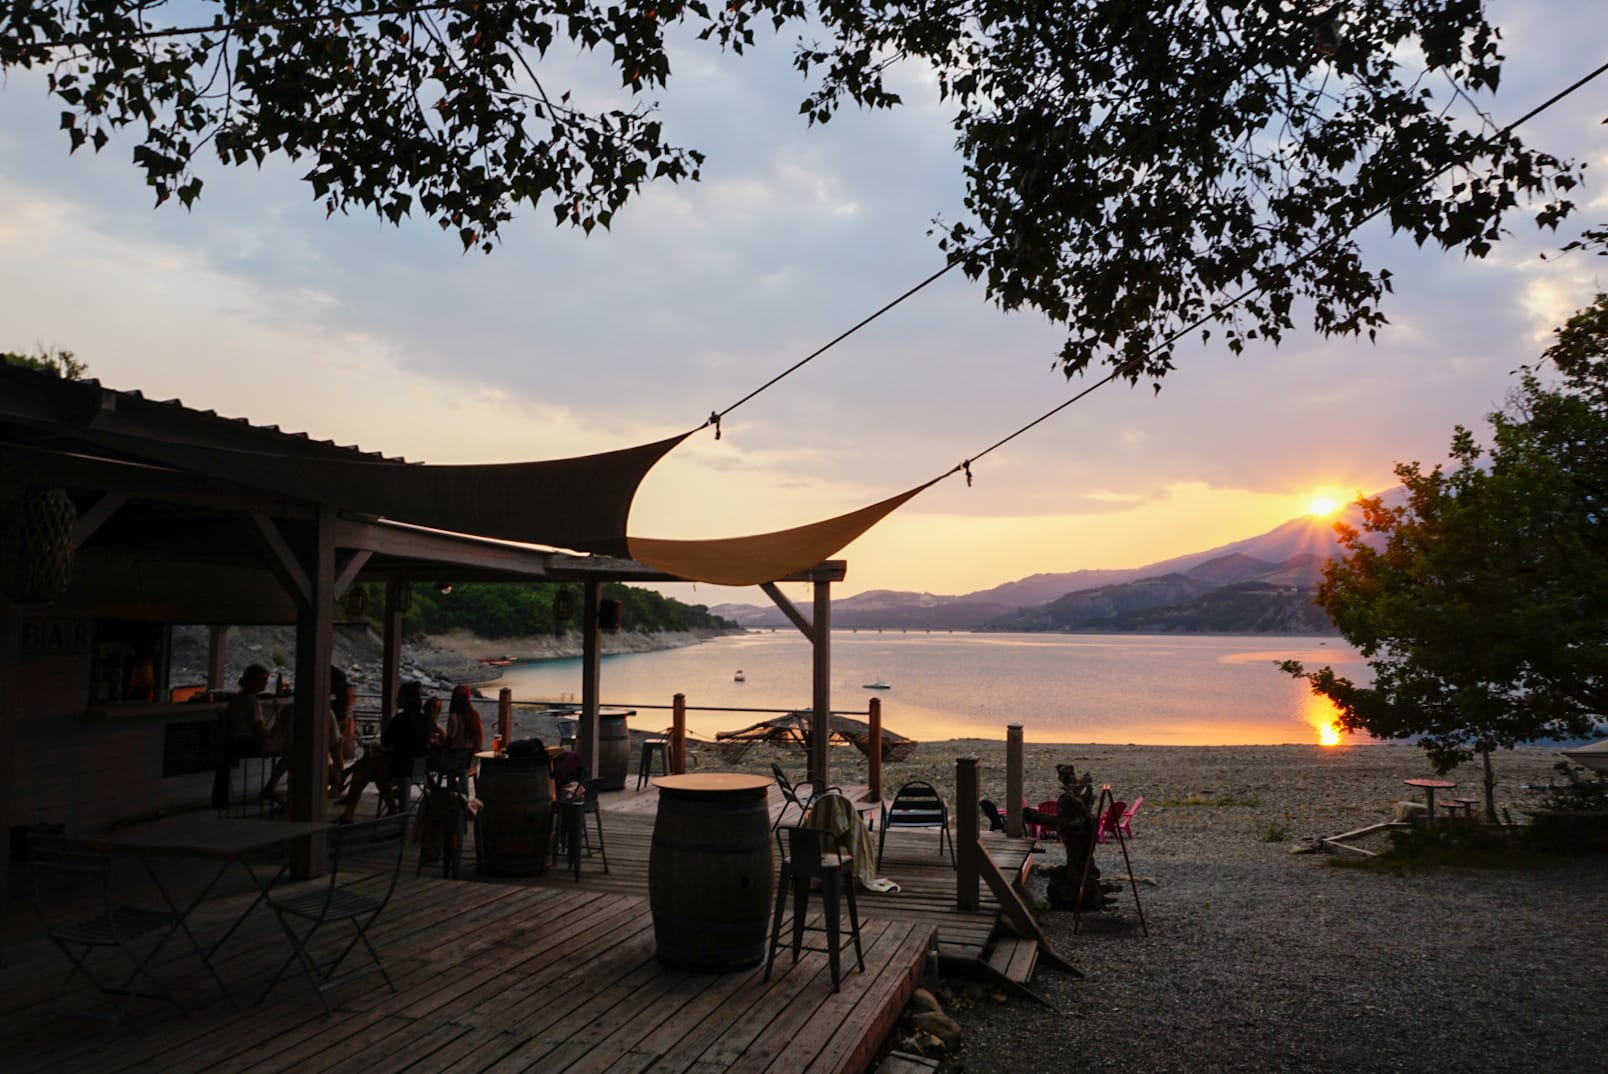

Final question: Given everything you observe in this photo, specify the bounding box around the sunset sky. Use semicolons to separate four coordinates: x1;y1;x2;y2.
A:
2;2;1604;601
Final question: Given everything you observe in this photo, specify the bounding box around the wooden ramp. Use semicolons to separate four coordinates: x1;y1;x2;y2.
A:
1;867;932;1074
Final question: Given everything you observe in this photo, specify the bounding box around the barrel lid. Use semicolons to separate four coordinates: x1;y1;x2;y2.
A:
654;773;772;793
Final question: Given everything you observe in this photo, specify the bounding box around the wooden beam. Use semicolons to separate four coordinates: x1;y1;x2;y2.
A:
868;697;883;801
207;625;230;690
580;580;602;780
382;579;404;736
332;549;372;597
69;491;128;549
290;508;335;875
956;757;980;911
977;849;1080;976
759;582;814;644
1;444;313;516
248;513;312;606
810;580;831;786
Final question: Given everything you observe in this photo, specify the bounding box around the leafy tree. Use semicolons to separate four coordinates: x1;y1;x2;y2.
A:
346;580;734;638
3;346;86;379
0;3;1585;379
1283;298;1608;818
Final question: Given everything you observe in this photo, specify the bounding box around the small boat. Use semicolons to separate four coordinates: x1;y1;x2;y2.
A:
733;670;746;683
862;680;891;690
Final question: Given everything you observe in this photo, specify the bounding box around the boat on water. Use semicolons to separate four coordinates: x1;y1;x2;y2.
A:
733;670;746;683
862;680;891;690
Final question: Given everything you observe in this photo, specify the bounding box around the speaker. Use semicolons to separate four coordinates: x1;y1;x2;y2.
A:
598;598;623;632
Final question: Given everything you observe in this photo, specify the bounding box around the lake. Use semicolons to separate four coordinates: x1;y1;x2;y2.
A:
493;631;1370;747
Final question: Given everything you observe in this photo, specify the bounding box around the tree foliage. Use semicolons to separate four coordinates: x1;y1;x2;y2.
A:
0;2;1587;379
1283;297;1608;774
351;580;735;638
3;346;86;379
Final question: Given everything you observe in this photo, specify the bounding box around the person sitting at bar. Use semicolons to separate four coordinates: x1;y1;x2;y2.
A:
211;664;270;809
337;681;430;821
550;746;583;800
432;684;485;775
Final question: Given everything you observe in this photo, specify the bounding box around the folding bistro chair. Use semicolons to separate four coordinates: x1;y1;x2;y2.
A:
28;834;207;1022
259;814;408;1012
771;763;839;832
551;777;609;879
877;780;952;867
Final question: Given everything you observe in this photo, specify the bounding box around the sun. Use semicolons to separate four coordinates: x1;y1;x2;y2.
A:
1306;494;1343;517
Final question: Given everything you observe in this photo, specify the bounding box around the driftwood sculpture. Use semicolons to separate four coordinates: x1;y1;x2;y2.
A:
1024;764;1110;911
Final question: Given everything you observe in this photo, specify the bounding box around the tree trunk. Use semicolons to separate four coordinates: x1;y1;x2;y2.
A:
1481;743;1497;823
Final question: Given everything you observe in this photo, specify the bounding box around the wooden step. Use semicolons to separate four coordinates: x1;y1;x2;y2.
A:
879;1052;941;1074
985;936;1039;985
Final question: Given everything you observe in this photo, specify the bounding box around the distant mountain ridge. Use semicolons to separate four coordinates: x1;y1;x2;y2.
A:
709;500;1380;633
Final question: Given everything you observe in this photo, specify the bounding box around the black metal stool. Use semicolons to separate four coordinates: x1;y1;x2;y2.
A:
636;735;669;790
764;826;864;992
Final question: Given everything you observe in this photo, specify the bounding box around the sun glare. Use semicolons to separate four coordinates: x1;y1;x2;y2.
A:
1302;692;1346;747
1306;495;1342;517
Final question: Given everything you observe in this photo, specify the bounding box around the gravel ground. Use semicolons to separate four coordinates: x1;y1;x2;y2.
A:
856;741;1608;1074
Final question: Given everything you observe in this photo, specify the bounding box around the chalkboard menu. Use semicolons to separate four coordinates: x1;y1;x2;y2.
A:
163;718;220;777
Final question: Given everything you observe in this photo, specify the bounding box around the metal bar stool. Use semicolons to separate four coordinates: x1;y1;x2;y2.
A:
764;826;864;992
636;732;670;790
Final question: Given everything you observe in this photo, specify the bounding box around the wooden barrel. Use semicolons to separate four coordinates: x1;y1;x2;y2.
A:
597;710;633;791
648;774;774;972
474;756;552;875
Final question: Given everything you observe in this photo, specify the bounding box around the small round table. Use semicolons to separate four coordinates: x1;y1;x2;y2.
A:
648;774;775;972
1403;778;1457;825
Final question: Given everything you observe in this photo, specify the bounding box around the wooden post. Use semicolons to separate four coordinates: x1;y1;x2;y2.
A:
1006;724;1024;838
382;579;404;730
671;693;687;774
956;756;980;911
0;599;20;957
290;508;334;875
207;625;230;691
810;580;831;786
580;579;602;780
497;687;512;750
868;696;883;802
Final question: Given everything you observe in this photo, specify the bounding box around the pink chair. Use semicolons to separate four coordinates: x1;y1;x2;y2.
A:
1096;799;1127;843
1029;798;1060;841
1118;795;1143;838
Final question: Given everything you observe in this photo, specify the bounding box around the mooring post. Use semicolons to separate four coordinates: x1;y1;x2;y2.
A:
868;696;884;801
672;693;687;774
1006;724;1024;837
956;756;980;911
498;687;513;751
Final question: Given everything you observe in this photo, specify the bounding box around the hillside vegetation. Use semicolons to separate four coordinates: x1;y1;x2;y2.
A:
348;581;736;639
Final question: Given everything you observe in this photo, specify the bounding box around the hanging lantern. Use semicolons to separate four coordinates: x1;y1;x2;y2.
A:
599;598;623;632
1;487;77;603
342;585;369;618
553;587;574;621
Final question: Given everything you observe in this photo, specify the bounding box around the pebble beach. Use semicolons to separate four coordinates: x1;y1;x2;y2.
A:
838;739;1605;1074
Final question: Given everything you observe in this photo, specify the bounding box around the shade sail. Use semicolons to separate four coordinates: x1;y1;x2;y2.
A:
627;479;938;586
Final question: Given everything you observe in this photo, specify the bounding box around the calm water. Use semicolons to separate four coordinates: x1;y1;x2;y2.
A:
493;632;1369;747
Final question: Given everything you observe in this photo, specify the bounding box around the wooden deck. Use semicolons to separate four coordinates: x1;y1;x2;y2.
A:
1;782;1042;1074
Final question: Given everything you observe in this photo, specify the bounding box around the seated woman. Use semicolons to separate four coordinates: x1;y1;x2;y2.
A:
550;747;583;800
337;681;430;822
431;685;485;776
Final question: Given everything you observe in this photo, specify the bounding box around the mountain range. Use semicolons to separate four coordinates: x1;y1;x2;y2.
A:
709;502;1380;633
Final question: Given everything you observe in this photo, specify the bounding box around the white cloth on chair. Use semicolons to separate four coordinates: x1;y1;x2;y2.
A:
807;793;900;893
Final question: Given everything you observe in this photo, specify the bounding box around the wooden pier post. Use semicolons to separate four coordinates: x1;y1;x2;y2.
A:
1006;724;1024;838
497;687;512;751
672;693;687;774
956;756;980;911
868;696;884;802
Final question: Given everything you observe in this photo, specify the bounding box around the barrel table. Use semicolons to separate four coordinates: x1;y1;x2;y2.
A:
596;709;635;791
474;753;553;875
648;773;775;972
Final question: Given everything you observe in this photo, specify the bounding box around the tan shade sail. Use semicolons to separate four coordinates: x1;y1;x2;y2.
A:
627;479;939;586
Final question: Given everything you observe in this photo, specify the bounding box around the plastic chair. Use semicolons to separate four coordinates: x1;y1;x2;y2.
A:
771;764;839;832
1118;795;1143;838
1029;798;1060;841
259;813;409;1012
552;777;608;879
877;780;952;867
764;826;865;993
28;835;208;1022
1096;799;1128;843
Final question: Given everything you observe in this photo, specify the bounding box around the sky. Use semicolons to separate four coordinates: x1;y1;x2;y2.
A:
1;3;1605;603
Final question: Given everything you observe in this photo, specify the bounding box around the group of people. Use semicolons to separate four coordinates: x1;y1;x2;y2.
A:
334;680;485;823
212;664;484;822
